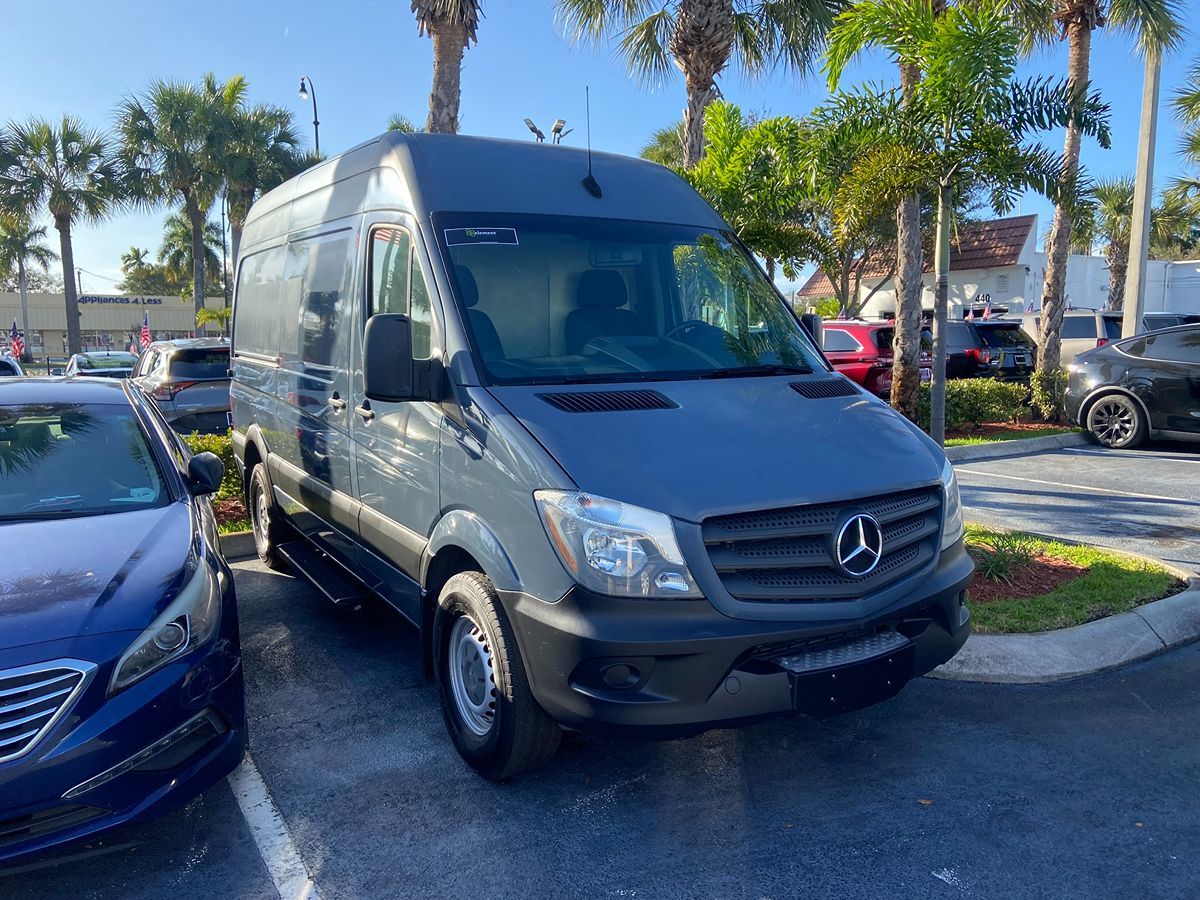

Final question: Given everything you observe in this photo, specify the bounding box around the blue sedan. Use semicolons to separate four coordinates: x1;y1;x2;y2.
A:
0;378;245;863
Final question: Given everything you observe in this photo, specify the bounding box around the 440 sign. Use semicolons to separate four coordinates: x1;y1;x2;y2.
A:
77;295;168;305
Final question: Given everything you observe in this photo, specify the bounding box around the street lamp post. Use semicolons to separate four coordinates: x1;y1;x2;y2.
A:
298;75;320;156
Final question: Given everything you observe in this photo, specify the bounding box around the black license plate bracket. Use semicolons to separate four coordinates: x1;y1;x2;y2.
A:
789;643;916;718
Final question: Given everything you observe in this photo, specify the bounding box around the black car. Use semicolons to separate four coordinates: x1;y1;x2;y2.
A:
945;320;1036;381
1065;323;1200;449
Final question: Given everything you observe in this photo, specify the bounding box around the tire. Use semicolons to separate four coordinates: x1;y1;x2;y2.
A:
434;572;561;780
248;464;287;570
1086;393;1147;449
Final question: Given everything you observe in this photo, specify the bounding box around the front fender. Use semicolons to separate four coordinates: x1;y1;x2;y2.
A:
422;509;521;592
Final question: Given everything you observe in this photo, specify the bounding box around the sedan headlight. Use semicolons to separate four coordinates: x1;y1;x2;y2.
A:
940;458;965;551
110;559;222;694
535;490;700;598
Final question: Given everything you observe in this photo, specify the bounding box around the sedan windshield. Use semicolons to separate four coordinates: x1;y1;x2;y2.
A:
0;403;167;521
435;214;826;385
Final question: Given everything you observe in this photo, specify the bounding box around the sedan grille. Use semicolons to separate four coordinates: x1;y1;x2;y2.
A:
0;662;92;764
702;487;941;603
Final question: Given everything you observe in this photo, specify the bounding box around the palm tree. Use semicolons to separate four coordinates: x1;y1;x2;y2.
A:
1035;0;1183;376
413;1;483;134
557;0;842;169
0;116;122;355
0;216;58;362
386;114;420;133
158;210;221;296
118;79;229;319
825;0;1110;444
640;120;687;169
219;100;303;271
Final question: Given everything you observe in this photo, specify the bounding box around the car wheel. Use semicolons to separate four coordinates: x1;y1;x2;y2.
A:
1086;393;1147;449
248;464;286;570
435;572;561;781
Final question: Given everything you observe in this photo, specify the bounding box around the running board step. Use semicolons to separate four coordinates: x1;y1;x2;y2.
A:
276;541;370;610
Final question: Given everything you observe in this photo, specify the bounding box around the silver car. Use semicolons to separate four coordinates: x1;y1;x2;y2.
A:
132;339;231;435
63;351;138;379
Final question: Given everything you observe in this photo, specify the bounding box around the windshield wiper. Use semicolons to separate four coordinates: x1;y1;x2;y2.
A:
694;364;813;379
0;509;112;522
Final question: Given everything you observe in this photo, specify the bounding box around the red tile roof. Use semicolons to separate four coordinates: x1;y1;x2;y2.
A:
794;215;1036;299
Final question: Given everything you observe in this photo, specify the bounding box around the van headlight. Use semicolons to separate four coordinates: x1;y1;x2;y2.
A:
110;560;223;694
940;458;964;551
535;490;701;598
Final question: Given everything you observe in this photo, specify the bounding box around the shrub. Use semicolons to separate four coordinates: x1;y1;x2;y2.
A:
1029;368;1068;422
182;430;242;501
917;379;1028;432
967;531;1038;585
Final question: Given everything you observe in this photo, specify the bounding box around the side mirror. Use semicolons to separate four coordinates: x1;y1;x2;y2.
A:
50;367;64;376
187;451;224;496
364;314;414;402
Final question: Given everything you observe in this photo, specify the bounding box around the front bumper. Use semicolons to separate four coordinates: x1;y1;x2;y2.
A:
507;540;973;738
0;602;246;864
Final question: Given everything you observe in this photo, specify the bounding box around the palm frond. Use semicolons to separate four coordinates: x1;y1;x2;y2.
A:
1107;0;1185;55
616;8;675;83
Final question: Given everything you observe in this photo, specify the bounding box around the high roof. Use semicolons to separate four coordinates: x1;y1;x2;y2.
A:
796;214;1037;299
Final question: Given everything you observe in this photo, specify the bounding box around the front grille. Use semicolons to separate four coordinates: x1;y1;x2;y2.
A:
702;487;941;603
0;662;91;764
0;804;106;849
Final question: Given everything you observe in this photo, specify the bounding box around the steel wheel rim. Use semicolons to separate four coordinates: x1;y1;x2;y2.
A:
1094;400;1135;446
448;615;496;737
252;480;270;551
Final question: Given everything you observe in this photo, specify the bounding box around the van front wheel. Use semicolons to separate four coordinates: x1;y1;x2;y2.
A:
435;572;561;780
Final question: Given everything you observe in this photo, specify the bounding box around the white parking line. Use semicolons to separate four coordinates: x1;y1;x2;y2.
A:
1063;446;1200;465
954;468;1199;505
228;756;322;900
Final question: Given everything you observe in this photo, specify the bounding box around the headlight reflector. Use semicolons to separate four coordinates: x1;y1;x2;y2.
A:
535;490;700;597
110;560;222;694
940;458;964;551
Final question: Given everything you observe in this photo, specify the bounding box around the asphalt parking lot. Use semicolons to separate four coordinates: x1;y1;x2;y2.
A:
8;538;1200;898
956;441;1200;573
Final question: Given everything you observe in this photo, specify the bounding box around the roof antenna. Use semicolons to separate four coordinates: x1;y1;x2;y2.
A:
581;86;602;198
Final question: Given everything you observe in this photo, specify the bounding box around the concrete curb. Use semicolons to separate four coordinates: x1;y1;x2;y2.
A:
930;580;1200;684
220;530;256;562
944;430;1089;463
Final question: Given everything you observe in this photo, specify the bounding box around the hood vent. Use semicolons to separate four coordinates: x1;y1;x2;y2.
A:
537;389;678;413
790;379;860;400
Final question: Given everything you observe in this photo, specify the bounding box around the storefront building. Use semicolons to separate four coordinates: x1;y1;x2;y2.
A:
0;292;225;358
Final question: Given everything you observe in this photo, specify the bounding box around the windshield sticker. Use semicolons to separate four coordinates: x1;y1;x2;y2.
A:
445;227;519;246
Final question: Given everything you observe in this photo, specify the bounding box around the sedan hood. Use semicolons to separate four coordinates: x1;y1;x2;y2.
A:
488;376;944;523
0;504;193;650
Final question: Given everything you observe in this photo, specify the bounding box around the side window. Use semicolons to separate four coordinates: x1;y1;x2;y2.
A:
1142;330;1200;363
822;330;861;352
1061;317;1094;340
291;230;354;372
369;226;432;359
233;245;287;357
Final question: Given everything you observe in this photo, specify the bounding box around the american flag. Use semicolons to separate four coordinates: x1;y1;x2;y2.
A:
965;308;975;322
9;321;23;359
139;312;152;350
983;297;993;319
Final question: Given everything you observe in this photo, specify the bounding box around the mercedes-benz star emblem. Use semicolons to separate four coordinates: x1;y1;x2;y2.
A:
834;513;884;577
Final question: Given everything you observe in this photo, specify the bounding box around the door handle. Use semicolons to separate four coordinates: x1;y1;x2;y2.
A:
328;392;347;411
355;401;376;421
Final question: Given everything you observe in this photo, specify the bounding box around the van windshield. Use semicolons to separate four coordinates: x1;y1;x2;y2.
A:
435;213;826;385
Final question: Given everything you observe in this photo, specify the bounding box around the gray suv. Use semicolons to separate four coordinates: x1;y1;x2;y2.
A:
230;133;973;779
132;339;231;435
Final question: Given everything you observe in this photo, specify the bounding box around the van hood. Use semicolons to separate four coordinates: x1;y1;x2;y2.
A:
487;376;944;523
0;504;193;650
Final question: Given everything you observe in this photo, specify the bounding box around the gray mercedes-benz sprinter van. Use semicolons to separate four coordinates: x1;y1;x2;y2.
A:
231;132;972;779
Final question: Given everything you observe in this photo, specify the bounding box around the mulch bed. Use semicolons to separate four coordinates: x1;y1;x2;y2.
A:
213;497;248;529
967;554;1087;603
946;421;1061;440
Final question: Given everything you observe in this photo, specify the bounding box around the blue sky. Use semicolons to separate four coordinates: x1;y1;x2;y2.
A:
3;0;1198;291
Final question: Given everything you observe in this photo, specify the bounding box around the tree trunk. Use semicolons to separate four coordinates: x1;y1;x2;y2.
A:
891;61;924;421
930;184;953;446
426;22;468;134
17;259;33;363
186;197;207;325
230;221;243;289
682;76;718;169
1037;20;1092;376
764;256;776;280
55;216;82;356
1106;241;1128;311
